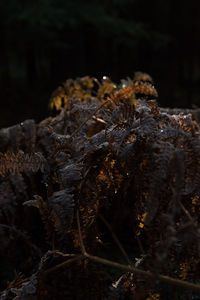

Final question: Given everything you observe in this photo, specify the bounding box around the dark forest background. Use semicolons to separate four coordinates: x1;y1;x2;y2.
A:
0;0;200;128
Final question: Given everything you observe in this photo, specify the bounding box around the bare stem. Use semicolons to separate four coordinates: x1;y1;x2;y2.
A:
99;214;132;266
85;253;200;293
43;255;82;275
177;199;199;231
42;250;200;293
76;209;87;255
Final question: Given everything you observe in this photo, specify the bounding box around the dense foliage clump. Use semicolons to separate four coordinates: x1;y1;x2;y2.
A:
1;74;200;299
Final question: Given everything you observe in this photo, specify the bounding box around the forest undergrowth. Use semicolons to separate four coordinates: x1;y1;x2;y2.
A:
1;73;200;299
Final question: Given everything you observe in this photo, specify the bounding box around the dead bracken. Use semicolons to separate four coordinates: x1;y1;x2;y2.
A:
1;74;200;299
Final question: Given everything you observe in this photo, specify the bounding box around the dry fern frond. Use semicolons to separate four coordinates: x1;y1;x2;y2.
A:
3;73;200;299
110;86;137;106
0;151;46;177
49;75;157;113
133;71;154;83
0;119;36;152
97;76;117;99
48;188;75;244
49;76;97;111
110;82;158;107
132;81;158;98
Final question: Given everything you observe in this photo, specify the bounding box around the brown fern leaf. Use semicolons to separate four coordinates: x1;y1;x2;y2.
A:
132;81;158;98
24;190;75;249
49;76;97;111
110;82;158;106
133;71;154;83
48;188;75;244
97;76;117;99
0;151;46;177
110;86;137;106
0;119;36;153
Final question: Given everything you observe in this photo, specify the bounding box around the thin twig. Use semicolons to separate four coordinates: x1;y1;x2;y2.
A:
85;254;200;293
42;249;200;293
177;199;199;231
76;209;87;255
43;255;82;276
171;181;200;232
69;100;109;140
99;214;132;266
